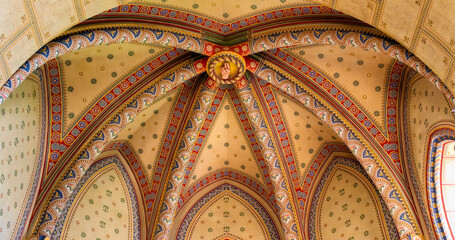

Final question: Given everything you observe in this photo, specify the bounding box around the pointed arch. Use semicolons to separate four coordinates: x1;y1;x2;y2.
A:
309;156;399;239
52;154;142;240
245;60;424;238
426;126;455;240
173;181;283;240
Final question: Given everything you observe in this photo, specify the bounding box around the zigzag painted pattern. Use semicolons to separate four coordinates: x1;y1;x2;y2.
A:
0;28;204;105
237;84;302;240
36;62;198;238
252;62;422;239
249;30;455;107
154;84;217;239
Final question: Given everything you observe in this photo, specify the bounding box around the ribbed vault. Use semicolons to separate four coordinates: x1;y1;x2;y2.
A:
0;3;454;240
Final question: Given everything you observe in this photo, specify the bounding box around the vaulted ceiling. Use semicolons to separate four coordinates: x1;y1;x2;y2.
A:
0;1;454;240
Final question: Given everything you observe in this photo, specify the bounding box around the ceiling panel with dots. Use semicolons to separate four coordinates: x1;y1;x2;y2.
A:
186;192;270;240
187;94;267;190
405;76;454;194
116;87;181;184
274;88;342;185
284;44;394;133
313;161;398;240
58;43;169;134
60;165;134;240
131;0;314;22
0;79;42;240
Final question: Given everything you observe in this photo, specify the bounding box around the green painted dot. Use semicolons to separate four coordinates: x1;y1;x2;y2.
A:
127;134;133;139
65;60;71;66
299;50;305;55
111;72;118;77
68;113;75;119
208;166;212;171
282;98;287;103
353;80;359;86
357;60;364;65
147;164;152;170
224;160;229;165
128;51;134;56
255;173;260;178
138;149;143;154
224;105;230;110
375;86;381;92
224;142;229;147
300;163;306;168
294;111;299;116
223;13;229;18
224;124;229;128
340;45;346;49
154;109;159;114
153;134;158;139
309;148;314;153
208;227;213;232
378;63;385;68
251;4;257;9
192;175;196;180
280;0;286;2
241;145;246;150
318;137;323;141
167;97;172;102
333;72;340;78
337;57;343;62
208;144;212;149
318;53;324;58
241;165;245;169
374;111;380;116
149;49;155;54
91;78;97;84
86;57;93;62
68;86;74;92
360;214;365;219
295;134;300;140
192;4;199;8
306;124;311;128
140;122;146;127
107;54;114;59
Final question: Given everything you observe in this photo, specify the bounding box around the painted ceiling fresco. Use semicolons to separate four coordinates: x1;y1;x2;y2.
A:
1;1;455;240
0;79;43;240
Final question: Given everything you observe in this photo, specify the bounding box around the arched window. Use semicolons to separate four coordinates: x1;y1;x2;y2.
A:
440;141;455;238
428;134;455;240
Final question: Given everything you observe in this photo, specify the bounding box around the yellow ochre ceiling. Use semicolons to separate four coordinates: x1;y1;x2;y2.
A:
2;0;455;98
1;1;455;240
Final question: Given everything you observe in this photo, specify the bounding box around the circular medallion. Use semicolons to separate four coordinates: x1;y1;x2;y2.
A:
206;51;246;84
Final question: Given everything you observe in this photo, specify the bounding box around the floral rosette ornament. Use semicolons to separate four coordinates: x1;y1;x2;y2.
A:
206;51;246;84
